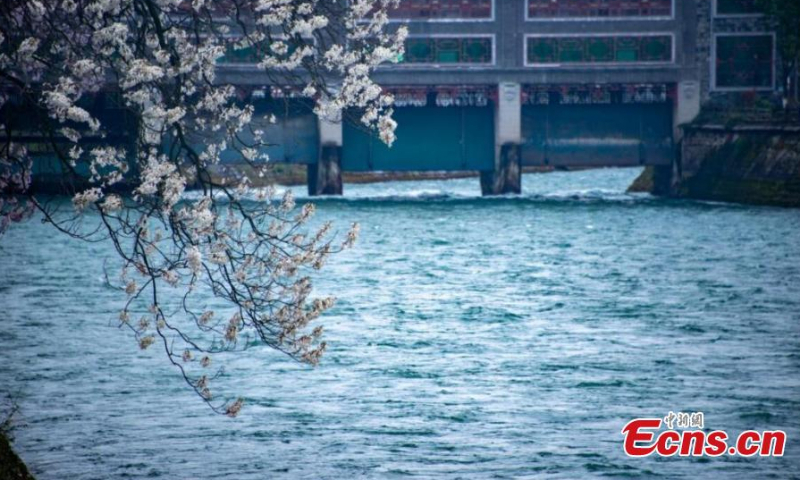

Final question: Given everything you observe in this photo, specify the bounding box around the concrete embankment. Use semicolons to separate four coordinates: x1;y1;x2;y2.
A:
630;124;800;207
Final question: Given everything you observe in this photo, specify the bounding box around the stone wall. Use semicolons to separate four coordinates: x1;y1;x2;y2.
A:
675;125;800;207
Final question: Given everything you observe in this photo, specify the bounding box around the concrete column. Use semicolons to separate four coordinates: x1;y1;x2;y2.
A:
482;82;522;195
318;116;343;146
309;118;343;196
659;80;701;195
674;81;701;140
480;143;521;195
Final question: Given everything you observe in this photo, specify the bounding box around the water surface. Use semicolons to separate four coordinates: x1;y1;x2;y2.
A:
1;168;799;478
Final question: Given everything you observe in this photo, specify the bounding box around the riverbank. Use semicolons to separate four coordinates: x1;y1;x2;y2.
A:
0;432;35;480
629;123;800;207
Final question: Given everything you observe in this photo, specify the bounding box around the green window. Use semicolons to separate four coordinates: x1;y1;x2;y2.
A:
402;37;492;64
715;35;774;88
527;35;672;64
615;37;640;62
462;38;492;63
406;38;435;63
558;38;584;62
436;38;461;63
586;38;614;62
527;38;558;63
640;37;671;61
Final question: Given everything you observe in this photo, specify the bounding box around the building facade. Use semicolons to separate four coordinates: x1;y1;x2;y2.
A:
296;0;778;194
27;1;783;196
373;0;777;98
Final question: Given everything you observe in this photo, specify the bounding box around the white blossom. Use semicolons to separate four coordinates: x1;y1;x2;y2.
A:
0;0;402;416
72;188;103;211
187;246;203;274
101;194;123;213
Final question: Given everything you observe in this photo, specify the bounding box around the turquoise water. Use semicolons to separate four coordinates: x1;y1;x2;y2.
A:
1;168;800;479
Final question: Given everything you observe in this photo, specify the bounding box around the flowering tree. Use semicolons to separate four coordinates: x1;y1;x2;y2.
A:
0;0;405;415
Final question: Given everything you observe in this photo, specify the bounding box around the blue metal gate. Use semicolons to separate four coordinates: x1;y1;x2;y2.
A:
342;105;494;172
521;103;673;167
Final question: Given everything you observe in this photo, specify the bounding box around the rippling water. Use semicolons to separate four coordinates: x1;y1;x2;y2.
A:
2;168;800;479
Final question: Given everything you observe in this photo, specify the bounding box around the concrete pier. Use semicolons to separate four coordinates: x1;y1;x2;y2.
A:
480;143;521;195
655;80;702;194
482;82;522;195
309;118;343;196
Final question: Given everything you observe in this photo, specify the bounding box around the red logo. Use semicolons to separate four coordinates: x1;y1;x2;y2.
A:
622;413;786;457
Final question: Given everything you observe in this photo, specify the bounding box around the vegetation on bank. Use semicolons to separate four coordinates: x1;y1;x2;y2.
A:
0;432;35;480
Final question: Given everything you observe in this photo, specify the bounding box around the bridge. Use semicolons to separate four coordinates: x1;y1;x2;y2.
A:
213;0;727;195
26;0;778;196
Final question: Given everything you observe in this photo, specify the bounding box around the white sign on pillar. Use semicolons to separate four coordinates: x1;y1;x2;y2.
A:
318;85;343;147
496;82;522;145
674;81;700;137
318;117;343;147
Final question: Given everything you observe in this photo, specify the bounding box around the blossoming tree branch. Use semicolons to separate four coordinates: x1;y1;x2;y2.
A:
0;0;406;416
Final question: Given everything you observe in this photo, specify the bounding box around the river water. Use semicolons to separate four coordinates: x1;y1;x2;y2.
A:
1;168;799;479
